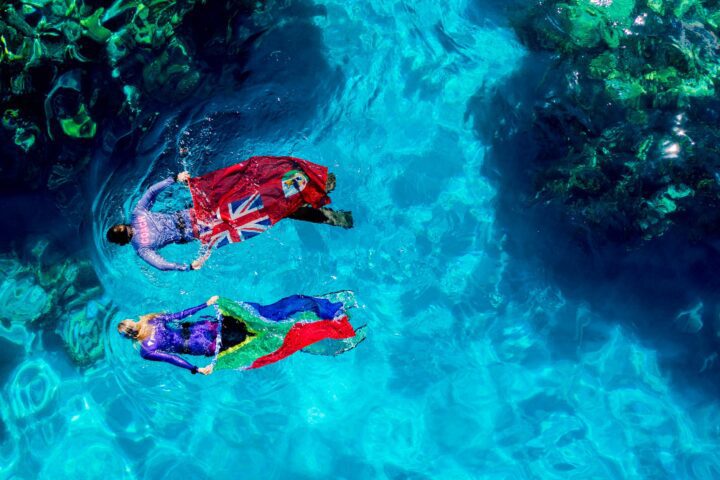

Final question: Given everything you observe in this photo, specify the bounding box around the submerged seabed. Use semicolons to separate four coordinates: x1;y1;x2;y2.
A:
3;0;720;478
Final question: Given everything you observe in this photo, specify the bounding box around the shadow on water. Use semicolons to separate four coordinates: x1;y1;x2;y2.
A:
469;53;720;396
465;0;527;28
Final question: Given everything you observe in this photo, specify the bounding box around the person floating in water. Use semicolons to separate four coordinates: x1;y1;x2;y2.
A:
117;292;365;375
107;156;353;271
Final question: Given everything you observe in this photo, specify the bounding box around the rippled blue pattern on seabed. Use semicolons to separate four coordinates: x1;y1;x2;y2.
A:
4;0;720;478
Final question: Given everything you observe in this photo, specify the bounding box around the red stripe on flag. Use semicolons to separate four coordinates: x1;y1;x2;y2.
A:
248;317;356;369
188;156;331;246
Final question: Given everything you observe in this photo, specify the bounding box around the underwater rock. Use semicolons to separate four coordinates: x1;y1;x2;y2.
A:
55;296;115;366
0;240;112;366
481;0;720;246
0;256;52;325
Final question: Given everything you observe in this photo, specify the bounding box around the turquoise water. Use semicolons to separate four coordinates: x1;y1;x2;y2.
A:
4;0;720;478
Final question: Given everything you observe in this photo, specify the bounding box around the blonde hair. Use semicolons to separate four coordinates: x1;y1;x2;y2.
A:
117;320;138;339
139;313;161;323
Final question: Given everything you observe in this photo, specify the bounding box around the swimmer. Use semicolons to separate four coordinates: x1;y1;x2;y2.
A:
117;293;365;374
107;157;353;271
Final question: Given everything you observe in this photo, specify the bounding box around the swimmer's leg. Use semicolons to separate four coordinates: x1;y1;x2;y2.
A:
289;207;354;229
288;206;327;223
302;325;367;356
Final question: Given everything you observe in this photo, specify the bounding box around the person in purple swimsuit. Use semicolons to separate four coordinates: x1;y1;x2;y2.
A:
117;295;231;375
106;171;207;271
118;294;365;375
107;171;351;271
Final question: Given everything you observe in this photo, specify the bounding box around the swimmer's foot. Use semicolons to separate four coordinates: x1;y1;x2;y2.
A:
323;209;353;229
326;172;336;193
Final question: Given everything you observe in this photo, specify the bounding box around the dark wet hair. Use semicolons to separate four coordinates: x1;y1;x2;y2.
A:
107;224;132;245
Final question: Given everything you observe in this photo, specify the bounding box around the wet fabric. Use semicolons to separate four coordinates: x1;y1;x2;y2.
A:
131;176;196;271
214;291;358;370
188;156;330;248
137;292;360;372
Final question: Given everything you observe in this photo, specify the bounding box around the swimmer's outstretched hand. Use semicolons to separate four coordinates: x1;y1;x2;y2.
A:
176;171;191;183
198;364;214;375
190;248;213;271
207;295;219;305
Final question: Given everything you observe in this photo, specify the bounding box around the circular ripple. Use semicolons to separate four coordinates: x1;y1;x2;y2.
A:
8;359;60;420
39;428;133;480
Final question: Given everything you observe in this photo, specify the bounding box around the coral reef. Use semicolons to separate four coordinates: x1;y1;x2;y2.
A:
0;240;111;366
483;0;720;245
0;0;259;193
56;295;116;365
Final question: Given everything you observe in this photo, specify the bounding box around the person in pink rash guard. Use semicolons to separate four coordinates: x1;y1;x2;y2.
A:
106;172;205;271
106;169;352;271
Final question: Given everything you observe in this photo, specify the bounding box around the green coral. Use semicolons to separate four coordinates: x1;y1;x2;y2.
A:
0;273;51;325
0;241;114;366
500;0;720;244
0;0;263;189
526;0;720;108
59;104;96;138
13;126;36;150
56;298;115;366
525;0;637;52
605;73;646;102
79;8;112;42
2;108;39;151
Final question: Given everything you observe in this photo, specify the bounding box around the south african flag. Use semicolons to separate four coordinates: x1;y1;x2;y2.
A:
213;291;363;370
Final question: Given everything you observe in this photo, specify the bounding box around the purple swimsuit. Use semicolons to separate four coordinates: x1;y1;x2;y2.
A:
131;177;197;271
140;303;218;373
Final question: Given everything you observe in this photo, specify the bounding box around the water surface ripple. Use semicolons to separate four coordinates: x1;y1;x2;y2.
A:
3;0;720;478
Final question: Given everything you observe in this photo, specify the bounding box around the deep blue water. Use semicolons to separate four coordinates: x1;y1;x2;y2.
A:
3;0;720;478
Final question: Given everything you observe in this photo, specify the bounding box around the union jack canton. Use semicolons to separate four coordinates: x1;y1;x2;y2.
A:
196;193;272;248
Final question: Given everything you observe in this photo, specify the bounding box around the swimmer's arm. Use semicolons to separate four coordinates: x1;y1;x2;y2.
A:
135;176;175;211
137;247;190;272
190;244;213;270
140;348;198;374
163;302;212;321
